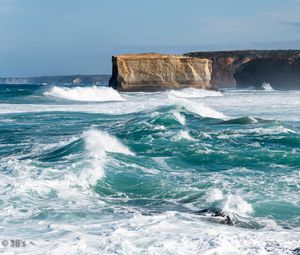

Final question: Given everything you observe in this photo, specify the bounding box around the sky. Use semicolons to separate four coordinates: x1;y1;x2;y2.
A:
0;0;300;76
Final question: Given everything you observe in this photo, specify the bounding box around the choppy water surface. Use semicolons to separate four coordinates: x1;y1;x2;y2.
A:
0;84;299;254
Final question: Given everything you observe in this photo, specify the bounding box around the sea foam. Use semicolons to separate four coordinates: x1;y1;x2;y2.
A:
174;130;196;141
168;88;223;98
44;86;125;102
262;82;274;91
82;129;134;184
173;112;186;125
205;189;253;217
168;96;228;120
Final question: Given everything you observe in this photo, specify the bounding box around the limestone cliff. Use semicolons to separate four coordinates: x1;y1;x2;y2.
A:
109;53;212;91
234;58;300;90
185;50;300;89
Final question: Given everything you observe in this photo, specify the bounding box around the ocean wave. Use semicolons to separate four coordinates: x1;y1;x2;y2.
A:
204;189;253;221
172;112;186;125
1;129;134;204
262;82;274;91
168;95;228;120
221;116;274;125
82;129;134;185
44;85;125;102
217;125;296;140
173;130;196;141
249;126;296;135
168;88;223;98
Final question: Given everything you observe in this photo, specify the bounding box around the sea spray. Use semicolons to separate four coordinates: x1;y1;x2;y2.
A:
82;129;134;184
173;130;196;141
44;85;125;102
172;112;186;125
262;82;274;91
168;88;223;98
168;95;228;119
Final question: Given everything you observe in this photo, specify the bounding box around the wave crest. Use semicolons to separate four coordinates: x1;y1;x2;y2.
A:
168;88;223;98
44;86;124;102
82;129;134;184
168;96;228;120
262;82;274;91
203;189;254;226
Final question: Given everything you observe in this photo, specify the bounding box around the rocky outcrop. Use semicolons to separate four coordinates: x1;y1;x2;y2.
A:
109;53;212;91
234;58;300;89
185;50;300;89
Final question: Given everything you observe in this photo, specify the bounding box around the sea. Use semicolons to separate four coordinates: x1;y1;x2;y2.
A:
0;84;299;255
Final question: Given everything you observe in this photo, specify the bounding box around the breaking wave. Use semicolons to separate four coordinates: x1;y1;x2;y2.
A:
203;189;254;226
1;84;300;254
168;96;228;119
221;116;274;125
168;88;223;98
262;82;274;91
44;85;125;102
173;112;186;125
82;129;134;184
174;130;196;141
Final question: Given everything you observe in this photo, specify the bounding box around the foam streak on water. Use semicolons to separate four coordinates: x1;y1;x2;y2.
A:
0;84;299;254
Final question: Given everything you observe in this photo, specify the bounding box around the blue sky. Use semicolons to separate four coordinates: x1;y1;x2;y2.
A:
0;0;300;76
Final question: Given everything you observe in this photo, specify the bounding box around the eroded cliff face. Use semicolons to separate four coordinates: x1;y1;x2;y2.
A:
185;50;300;89
234;58;300;89
109;53;212;91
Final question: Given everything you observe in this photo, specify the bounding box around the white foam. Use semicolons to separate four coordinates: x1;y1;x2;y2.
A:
84;129;133;156
20;211;298;255
168;96;228;120
82;129;134;185
168;88;223;98
262;82;274;91
221;194;253;217
0;129;134;207
205;188;224;203
173;112;186;125
44;86;125;102
218;126;296;139
205;189;253;219
249;126;296;135
174;130;196;141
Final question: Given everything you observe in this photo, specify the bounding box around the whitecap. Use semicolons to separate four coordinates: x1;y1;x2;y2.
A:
262;82;274;91
250;126;296;135
174;130;196;141
44;85;125;102
204;189;253;221
205;188;224;203
173;112;186;125
81;129;134;184
221;194;253;217
168;88;223;98
168;96;228;120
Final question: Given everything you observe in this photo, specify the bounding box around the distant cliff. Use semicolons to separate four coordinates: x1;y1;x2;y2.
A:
0;75;110;85
185;50;300;89
109;53;212;91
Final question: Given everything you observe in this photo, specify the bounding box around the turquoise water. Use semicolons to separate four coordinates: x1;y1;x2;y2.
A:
0;84;299;254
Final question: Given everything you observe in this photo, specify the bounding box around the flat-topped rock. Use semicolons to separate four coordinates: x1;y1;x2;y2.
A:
185;50;300;89
108;53;212;91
